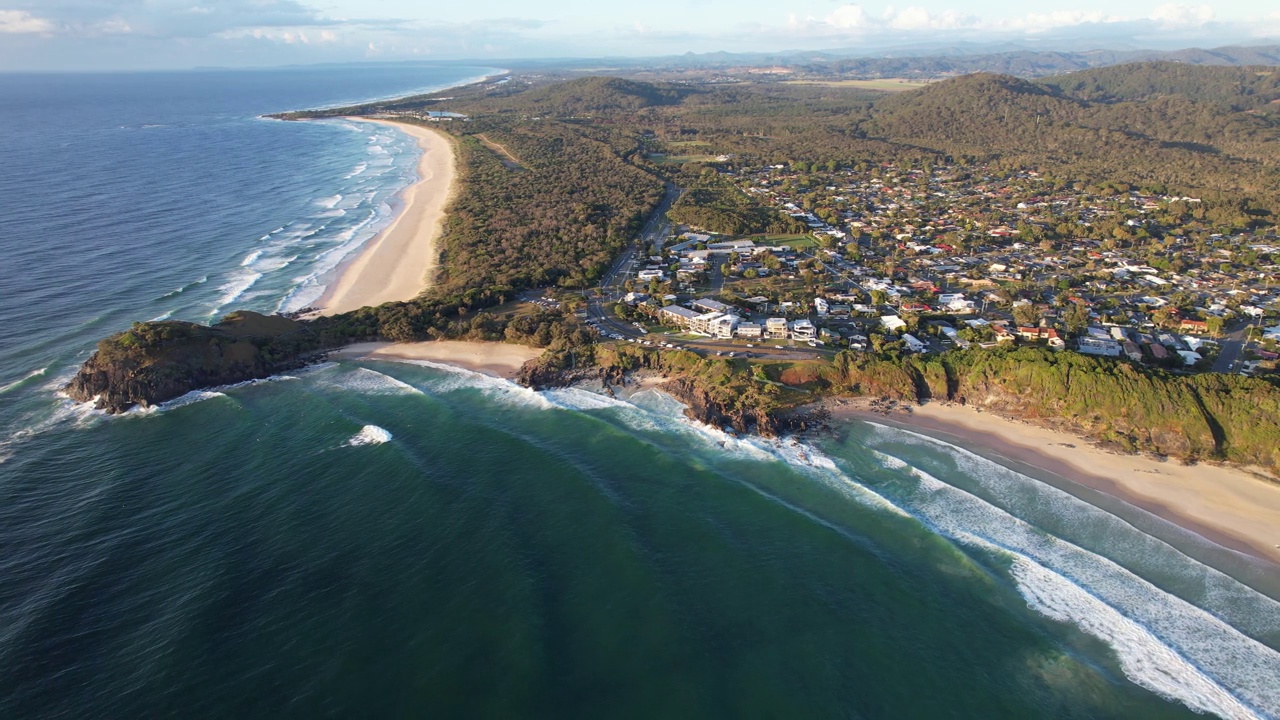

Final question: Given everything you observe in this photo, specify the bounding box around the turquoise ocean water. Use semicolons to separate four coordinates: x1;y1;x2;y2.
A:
1;66;1278;719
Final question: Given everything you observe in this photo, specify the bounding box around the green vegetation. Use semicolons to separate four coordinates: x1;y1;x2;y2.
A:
667;175;807;235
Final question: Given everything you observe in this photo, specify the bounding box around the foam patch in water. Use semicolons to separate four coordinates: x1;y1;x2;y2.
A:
346;425;392;446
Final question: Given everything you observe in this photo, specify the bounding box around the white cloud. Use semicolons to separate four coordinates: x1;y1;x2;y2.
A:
998;10;1118;32
826;4;871;30
1149;4;1214;27
882;6;977;30
0;9;54;33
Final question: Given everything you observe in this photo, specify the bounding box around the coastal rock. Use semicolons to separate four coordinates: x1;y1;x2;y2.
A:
63;311;320;413
662;377;782;438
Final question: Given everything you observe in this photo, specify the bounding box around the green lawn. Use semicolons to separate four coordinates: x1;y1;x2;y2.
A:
748;233;820;250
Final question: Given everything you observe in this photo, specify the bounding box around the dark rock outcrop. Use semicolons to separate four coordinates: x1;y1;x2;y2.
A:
64;311;323;413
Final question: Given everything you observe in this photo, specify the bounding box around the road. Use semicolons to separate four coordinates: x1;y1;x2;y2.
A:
1212;321;1252;373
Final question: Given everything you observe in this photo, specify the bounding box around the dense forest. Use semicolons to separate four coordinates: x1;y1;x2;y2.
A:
382;67;1280;216
667;174;807;235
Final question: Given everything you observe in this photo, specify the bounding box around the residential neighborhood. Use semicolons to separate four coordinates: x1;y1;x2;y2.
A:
592;160;1279;375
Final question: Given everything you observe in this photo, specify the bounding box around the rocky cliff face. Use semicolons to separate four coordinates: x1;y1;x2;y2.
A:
63;311;321;413
662;377;782;436
64;348;308;414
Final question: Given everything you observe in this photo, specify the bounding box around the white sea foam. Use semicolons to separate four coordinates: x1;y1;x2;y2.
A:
390;359;554;409
1003;549;1258;720
150;311;173;322
0;367;48;395
0;397;105;464
317;194;342;209
325;367;424;396
865;423;1280;639
346;425;392;446
240;249;263;267
209;270;262;315
862;444;1279;719
126;390;227;416
343;162;368;179
157;275;207;300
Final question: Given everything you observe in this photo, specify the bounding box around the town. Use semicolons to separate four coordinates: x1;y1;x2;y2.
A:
588;160;1279;376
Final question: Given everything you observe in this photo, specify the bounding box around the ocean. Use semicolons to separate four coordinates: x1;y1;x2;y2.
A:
1;66;1278;719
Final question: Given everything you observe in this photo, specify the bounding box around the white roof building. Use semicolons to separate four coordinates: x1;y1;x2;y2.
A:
881;315;907;332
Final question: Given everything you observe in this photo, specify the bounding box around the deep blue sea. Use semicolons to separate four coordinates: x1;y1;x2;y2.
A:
2;66;1279;719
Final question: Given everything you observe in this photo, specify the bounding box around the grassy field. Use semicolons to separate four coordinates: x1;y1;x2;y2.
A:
749;233;819;249
664;140;712;148
784;78;931;92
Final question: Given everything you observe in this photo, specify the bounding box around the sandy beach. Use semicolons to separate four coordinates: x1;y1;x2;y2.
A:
332;341;541;379
834;400;1280;567
316;118;454;315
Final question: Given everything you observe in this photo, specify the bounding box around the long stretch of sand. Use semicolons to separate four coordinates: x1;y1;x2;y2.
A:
836;400;1280;566
332;341;541;379
316;118;454;315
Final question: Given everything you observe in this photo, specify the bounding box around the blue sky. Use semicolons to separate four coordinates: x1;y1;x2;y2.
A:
1;0;1276;70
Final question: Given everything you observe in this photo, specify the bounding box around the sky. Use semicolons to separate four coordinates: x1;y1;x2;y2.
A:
0;0;1277;71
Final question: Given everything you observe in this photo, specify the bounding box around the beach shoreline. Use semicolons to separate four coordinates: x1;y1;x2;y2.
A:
331;341;541;379
826;398;1280;568
313;118;455;315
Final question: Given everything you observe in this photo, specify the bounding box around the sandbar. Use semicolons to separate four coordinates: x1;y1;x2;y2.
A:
316;118;454;315
834;400;1280;567
332;341;541;380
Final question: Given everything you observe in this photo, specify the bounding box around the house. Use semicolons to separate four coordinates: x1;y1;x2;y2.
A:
902;333;927;353
1078;337;1122;357
736;322;762;339
814;297;830;316
637;269;665;282
1147;343;1170;361
790;319;817;340
880;315;907;332
1177;350;1203;367
1179;318;1209;333
765;318;789;339
1121;341;1144;362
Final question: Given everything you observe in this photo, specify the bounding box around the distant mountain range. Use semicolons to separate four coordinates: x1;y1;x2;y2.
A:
506;43;1280;79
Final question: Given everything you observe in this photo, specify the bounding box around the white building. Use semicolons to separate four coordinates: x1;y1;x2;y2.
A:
691;298;731;314
708;314;738;339
814;297;830;316
637;269;665;282
765;318;789;339
736;323;763;339
790;319;816;340
1078;337;1122;357
660;305;700;328
902;334;927;353
880;315;907;333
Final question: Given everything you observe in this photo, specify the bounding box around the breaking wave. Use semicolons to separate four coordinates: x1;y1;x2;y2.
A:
346;425;392;446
